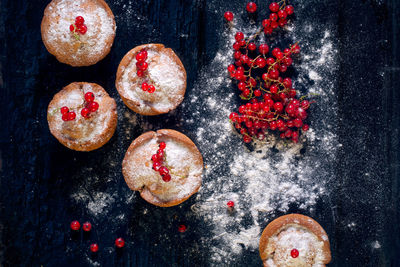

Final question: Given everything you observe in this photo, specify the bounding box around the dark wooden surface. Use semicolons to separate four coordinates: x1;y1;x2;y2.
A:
1;0;400;266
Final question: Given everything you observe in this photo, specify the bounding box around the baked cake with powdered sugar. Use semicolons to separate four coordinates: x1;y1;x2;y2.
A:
47;82;117;151
259;214;331;267
41;0;116;66
116;44;187;115
122;129;203;207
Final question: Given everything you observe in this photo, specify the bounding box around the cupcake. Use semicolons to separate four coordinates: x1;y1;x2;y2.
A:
41;0;116;67
122;129;203;207
259;214;331;267
115;44;187;115
47;82;117;151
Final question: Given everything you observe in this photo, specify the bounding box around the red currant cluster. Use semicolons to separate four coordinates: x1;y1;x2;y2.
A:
226;3;311;143
135;50;156;94
69;16;87;37
60;92;99;121
151;142;171;182
81;92;99;118
263;2;294;35
70;220;125;252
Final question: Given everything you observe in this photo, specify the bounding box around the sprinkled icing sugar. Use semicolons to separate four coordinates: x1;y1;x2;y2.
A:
45;0;115;60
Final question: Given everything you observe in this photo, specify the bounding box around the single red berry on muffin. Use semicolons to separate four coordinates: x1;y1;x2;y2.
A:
88;101;99;112
85;92;95;102
82;222;92;232
60;106;69;115
67;111;76;121
75;16;85;26
78;25;87;34
291;248;299;258
81;107;90;118
70;220;80;231
115;238;125;248
224;11;234;21
178;224;187;233
90;243;99;253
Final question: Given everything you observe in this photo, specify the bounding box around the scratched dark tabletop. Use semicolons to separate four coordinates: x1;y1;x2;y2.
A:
1;0;400;266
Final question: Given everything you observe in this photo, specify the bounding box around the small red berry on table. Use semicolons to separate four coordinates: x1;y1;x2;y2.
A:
82;222;92;232
115;238;125;248
246;2;257;13
70;220;80;231
291;248;299;258
90;243;99;253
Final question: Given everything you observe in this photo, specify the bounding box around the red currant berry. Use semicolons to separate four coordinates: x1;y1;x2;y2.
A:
148;85;156;93
283;78;292;88
271;21;279;29
243;134;252;143
228;64;235;73
162;174;171;182
255;58;267;68
75;16;85;26
85;92;95;102
224;11;234;21
227;201;234;208
81;108;90;118
139;62;148;71
246;2;257;13
262;19;271;28
233;42;241;51
302;124;309;131
296;108;307;120
292;43;301;54
283;57;293;66
259;44;269;54
238;82;247;91
151;154;159;162
178;224;187;233
269;84;278;94
278;19;287;27
69;24;75;32
248;43;257;51
278;10;287;19
254;89;262;97
70;220;80;231
285;5;295;15
90;243;99;253
62;113;69;121
88;101;99;112
235;32;244;41
159;166;169;176
136;52;146;62
83;222;92;232
159;142;166;150
153;162;161;171
293;118;303;128
274;102;284;113
264;27;273;35
140;50;148;59
269;121;277;130
270;13;278;22
279;65;288;73
78;25;87;34
142;82;149;91
115;238;125;248
60;106;69;115
269;2;280;12
301;100;310;110
233;51;241;59
291;248;299;258
266;57;275;65
137;70;144;77
68;112;76;121
269;69;280;79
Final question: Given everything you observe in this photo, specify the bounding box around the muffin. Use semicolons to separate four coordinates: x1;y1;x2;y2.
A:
41;0;116;67
115;44;187;115
259;214;331;267
47;82;117;151
122;129;203;207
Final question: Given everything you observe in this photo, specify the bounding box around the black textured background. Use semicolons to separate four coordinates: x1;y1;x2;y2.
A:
1;0;400;266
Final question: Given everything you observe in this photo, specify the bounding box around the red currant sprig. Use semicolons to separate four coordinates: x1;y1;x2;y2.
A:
136;49;156;94
69;16;87;40
151;142;171;182
81;92;99;118
61;107;76;122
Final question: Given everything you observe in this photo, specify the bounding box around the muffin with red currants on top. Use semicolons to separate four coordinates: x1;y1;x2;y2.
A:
47;82;117;151
122;129;203;207
116;44;187;115
41;0;116;67
259;214;332;267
